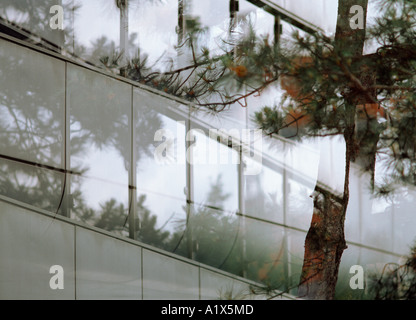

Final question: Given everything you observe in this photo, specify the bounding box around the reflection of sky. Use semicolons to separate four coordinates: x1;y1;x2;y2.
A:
192;130;239;213
71;0;120;47
136;117;187;230
74;144;129;212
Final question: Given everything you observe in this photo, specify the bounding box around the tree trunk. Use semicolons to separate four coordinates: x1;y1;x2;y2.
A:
297;186;347;299
297;0;368;299
298;127;354;299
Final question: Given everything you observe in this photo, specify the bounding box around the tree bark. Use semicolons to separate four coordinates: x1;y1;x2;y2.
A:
297;0;368;299
297;186;347;299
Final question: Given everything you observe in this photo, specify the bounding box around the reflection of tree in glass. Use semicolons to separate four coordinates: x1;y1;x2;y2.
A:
136;194;171;249
0;42;65;212
70;170;292;290
0;30;162;233
0;0;78;49
92;198;128;233
170;175;240;272
75;33;140;70
0;0;164;233
67;64;162;230
369;242;416;300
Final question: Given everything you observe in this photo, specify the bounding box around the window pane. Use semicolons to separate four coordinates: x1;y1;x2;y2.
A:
134;88;187;248
71;0;121;65
0;39;65;169
191;128;239;213
128;0;178;71
67;64;131;235
286;176;314;231
245;164;284;224
174;204;242;273
0;38;65;212
0;158;65;213
242;219;286;287
70;174;130;237
0;0;66;49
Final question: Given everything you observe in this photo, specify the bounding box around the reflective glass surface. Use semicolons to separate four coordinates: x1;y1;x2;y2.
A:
178;203;242;273
142;249;199;299
133;88;187;249
244;164;284;224
0;158;65;213
0;39;66;212
2;0;416;300
0;40;65;168
242;219;286;286
0;200;76;300
128;0;178;70
71;0;121;65
0;0;66;49
67;63;131;234
191;127;239;213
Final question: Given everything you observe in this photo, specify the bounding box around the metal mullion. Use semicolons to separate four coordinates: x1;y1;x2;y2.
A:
129;86;138;240
186;109;194;260
282;151;290;291
63;61;71;218
238;147;247;278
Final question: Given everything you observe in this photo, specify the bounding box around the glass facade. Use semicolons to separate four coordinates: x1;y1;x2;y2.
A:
68;63;131;236
1;0;415;300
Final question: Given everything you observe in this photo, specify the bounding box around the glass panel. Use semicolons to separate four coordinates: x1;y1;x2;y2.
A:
336;243;402;299
242;219;286;288
268;136;318;232
391;189;416;255
70;174;130;237
133;88;187;248
0;158;65;213
240;0;276;38
75;227;142;300
0;39;65;169
175;204;242;273
142;249;199;300
286;175;314;231
189;0;229;56
71;0;121;65
191;128;239;213
0;201;75;300
200;269;253;300
136;192;187;253
0;0;67;50
128;0;178;71
285;228;307;296
361;194;394;253
67;63;131;235
244;163;284;224
335;244;364;299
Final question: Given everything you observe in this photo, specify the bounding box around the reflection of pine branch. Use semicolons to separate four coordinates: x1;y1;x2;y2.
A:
370;242;416;300
94;198;128;233
136;194;171;249
94;20;280;112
